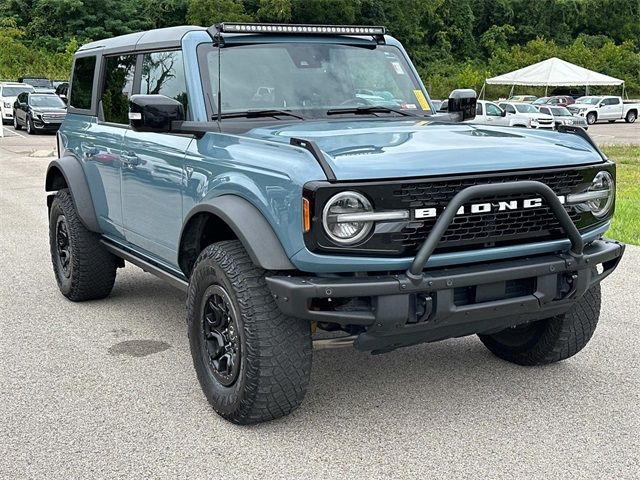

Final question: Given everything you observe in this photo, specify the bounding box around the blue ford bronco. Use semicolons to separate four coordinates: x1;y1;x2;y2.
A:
46;23;625;424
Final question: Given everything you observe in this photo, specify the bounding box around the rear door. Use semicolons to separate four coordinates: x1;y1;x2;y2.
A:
121;49;191;264
600;97;622;119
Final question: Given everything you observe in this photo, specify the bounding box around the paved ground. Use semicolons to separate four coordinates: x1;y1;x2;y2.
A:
1;130;639;479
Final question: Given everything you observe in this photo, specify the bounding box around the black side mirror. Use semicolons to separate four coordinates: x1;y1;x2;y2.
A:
129;94;185;133
501;108;507;117
447;89;477;121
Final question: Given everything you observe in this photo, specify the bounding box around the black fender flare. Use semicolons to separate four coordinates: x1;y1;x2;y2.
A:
45;156;101;232
182;195;295;271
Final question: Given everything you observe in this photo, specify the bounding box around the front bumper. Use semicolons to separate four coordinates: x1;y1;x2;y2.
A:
268;180;624;352
33;117;63;130
267;239;624;352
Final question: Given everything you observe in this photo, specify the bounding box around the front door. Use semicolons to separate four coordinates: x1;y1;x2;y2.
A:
120;50;191;266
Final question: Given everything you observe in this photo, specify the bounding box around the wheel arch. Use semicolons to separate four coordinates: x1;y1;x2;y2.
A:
45;157;101;232
178;195;295;277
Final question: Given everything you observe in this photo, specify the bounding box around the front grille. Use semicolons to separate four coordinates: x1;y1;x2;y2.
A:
389;170;586;253
42;114;65;122
305;165;612;257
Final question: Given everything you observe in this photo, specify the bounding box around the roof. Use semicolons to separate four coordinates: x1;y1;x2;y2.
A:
486;57;624;86
77;26;207;54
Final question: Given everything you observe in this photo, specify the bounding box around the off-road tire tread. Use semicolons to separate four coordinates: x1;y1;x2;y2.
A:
187;240;312;424
49;189;117;301
479;285;601;366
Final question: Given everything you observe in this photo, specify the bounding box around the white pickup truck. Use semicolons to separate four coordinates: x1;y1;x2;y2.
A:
567;96;639;125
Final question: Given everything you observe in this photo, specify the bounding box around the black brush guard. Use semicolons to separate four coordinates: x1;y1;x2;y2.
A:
266;181;625;352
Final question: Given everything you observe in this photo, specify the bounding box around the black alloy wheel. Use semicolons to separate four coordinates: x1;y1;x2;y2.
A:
201;285;241;387
55;215;72;279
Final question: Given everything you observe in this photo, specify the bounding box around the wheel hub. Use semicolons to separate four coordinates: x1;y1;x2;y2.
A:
202;285;241;386
55;216;72;278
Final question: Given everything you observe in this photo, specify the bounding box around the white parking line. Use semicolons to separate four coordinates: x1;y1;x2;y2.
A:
1;126;27;139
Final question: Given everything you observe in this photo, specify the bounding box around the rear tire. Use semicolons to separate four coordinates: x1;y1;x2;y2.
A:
586;112;597;125
478;284;601;366
49;189;118;301
13;114;21;130
187;240;312;424
625;111;637;123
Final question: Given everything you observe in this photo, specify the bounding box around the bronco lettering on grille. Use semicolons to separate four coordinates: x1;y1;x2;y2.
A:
414;196;566;219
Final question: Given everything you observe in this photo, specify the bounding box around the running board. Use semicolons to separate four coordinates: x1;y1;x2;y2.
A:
100;240;189;292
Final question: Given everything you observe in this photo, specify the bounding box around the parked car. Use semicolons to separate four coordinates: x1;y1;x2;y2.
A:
508;95;537;103
472;100;531;127
567;96;639;124
45;23;623;425
18;76;55;93
498;101;555;128
13;92;67;134
0;82;35;124
55;82;69;103
536;105;588;129
532;97;550;105
546;95;575;106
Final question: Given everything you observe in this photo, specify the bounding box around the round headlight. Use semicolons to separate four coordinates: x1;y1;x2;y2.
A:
322;191;373;245
587;171;614;218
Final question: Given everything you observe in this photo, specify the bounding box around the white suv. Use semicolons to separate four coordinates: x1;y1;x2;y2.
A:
498;101;555;129
0;83;35;124
473;100;532;128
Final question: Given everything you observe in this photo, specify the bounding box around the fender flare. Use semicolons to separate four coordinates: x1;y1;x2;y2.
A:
45;156;101;232
182;195;295;271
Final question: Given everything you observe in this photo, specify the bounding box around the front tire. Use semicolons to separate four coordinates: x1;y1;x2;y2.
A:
625;111;637;123
49;189;118;301
187;240;312;424
26;116;35;135
586;112;597;125
13;113;21;130
478;284;601;366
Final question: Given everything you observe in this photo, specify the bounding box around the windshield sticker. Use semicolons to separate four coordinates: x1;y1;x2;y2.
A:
391;62;405;75
401;103;417;110
413;90;430;111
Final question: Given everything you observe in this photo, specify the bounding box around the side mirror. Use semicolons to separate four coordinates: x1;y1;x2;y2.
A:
501;109;507;117
128;94;185;133
447;89;477;121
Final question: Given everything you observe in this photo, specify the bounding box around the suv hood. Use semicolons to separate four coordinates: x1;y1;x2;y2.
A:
246;119;602;180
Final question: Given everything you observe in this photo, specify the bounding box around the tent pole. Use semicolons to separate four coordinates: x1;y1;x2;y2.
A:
479;82;485;100
509;84;515;99
545;85;548;96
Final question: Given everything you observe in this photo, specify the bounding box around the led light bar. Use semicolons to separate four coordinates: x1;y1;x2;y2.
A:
218;23;386;36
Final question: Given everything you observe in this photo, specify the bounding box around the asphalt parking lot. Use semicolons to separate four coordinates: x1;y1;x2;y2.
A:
1;127;639;479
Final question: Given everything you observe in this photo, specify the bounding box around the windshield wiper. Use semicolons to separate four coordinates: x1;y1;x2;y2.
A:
326;106;423;117
218;109;305;120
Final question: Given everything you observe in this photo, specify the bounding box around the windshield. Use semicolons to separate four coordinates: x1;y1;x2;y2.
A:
203;43;430;116
23;78;51;88
514;104;538;113
29;95;66;108
575;97;600;105
2;86;34;97
532;97;548;105
550;107;572;116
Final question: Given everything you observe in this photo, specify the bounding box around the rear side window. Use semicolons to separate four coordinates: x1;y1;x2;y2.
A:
141;51;188;114
69;56;96;110
476;103;483;115
101;55;136;124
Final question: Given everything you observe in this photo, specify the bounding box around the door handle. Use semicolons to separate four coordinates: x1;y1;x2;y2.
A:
121;152;140;167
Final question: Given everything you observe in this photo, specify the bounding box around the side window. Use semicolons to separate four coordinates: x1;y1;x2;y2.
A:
608;98;620;105
140;51;188;115
540;107;550;115
476;102;483;115
69;56;96;110
486;103;502;116
101;54;136;124
505;104;516;114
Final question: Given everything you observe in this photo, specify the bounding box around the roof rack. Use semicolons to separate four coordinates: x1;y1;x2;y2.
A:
208;22;386;43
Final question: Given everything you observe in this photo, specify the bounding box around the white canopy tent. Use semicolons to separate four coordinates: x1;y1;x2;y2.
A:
482;57;625;98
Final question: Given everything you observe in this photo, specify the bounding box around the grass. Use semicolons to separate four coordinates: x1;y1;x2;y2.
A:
602;145;640;246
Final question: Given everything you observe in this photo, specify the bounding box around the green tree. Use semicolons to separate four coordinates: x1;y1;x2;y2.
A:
186;0;252;25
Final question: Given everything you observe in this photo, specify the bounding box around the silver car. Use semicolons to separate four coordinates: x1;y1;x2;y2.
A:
537;105;588;130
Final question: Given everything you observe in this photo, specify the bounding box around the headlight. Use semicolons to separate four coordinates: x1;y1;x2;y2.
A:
3;102;11;108
322;191;373;245
564;119;574;125
567;171;614;218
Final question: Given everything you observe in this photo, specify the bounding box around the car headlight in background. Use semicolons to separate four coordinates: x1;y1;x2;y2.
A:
3;102;11;108
322;191;374;245
563;118;574;125
567;171;615;218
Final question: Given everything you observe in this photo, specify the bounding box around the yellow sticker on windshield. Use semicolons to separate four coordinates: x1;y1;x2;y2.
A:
413;89;430;111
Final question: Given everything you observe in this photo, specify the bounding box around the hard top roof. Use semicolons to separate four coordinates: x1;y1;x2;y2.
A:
77;25;207;54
